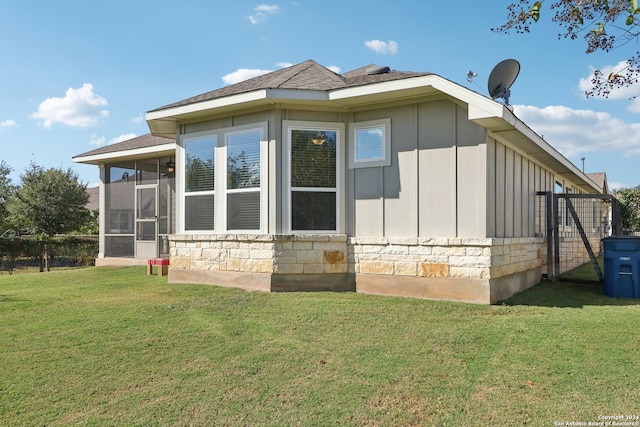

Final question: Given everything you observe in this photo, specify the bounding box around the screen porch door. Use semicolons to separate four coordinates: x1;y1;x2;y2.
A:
135;185;158;259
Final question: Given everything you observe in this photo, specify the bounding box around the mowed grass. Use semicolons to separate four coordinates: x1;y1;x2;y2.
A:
1;268;639;426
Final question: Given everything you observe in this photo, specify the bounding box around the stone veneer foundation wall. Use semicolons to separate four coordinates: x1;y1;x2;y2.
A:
348;237;546;304
169;234;353;293
168;234;550;304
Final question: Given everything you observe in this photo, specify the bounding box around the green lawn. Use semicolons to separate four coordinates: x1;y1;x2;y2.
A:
1;268;639;426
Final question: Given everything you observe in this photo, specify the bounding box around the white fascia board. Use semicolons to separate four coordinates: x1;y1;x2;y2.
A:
329;75;439;101
73;143;176;165
264;88;329;101
146;89;329;122
329;74;498;111
423;76;509;123
146;91;269;121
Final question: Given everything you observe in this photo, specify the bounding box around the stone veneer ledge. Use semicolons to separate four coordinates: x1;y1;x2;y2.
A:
166;234;559;303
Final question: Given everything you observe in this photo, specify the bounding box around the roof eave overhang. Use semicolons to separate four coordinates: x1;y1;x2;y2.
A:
143;74;601;193
470;105;602;193
328;75;442;107
146;89;331;138
72;143;177;165
145;78;448;137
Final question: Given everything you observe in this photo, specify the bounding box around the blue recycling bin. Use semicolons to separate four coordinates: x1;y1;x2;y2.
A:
603;237;640;299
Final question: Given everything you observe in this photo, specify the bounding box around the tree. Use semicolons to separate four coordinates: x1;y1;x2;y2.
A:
7;163;90;237
0;161;17;235
493;1;640;97
615;186;640;231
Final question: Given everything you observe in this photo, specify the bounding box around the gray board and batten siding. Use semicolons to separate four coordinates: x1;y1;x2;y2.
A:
180;98;560;240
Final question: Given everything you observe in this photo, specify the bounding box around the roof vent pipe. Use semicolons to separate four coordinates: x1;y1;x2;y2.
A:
366;66;390;75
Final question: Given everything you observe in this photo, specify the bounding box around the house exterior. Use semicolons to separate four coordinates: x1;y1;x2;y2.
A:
74;60;605;303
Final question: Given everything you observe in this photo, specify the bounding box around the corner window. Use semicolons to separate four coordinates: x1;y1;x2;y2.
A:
179;122;267;234
184;135;215;231
349;119;391;168
285;121;343;232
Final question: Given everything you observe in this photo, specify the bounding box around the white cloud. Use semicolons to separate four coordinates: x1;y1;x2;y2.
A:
0;119;17;129
131;114;144;124
249;4;280;24
88;133;106;146
222;68;272;85
364;39;398;55
256;4;279;13
221;62;340;86
609;181;628;191
513;104;640;158
89;133;136;147
31;83;109;128
108;133;137;145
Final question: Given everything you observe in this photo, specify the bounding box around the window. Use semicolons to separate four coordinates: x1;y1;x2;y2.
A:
286;121;343;232
184;135;215;231
226;129;263;231
554;181;563;194
349;119;391;168
179;122;267;234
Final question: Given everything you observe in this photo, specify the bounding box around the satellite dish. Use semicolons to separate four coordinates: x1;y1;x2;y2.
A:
488;59;520;105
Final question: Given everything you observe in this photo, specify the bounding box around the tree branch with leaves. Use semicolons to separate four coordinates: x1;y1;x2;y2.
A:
493;0;640;97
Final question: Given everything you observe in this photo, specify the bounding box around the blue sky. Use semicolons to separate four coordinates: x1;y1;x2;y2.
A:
1;1;639;190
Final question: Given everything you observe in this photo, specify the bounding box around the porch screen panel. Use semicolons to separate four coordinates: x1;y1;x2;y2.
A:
226;130;261;230
136;159;157;184
105;164;135;257
184;136;215;231
290;129;337;231
158;156;176;236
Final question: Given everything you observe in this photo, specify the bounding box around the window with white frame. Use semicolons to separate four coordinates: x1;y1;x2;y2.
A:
180;123;267;233
184;135;215;231
349;119;391;168
286;122;342;232
225;129;263;231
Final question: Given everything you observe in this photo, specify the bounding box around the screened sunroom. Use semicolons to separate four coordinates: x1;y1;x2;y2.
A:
73;135;176;263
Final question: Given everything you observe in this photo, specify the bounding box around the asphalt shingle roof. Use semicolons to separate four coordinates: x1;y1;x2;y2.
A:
75;61;431;160
586;172;608;193
73;134;174;159
149;60;432;113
